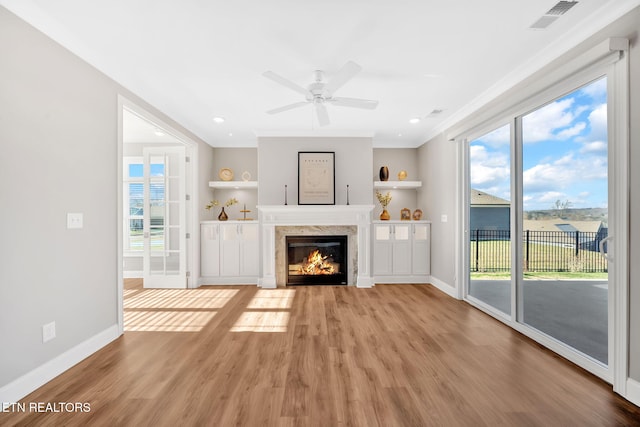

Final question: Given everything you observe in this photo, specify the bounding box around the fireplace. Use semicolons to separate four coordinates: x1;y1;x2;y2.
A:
286;235;348;285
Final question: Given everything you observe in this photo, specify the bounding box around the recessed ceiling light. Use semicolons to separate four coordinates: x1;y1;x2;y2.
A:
154;129;165;136
228;133;233;137
409;118;421;124
398;133;403;137
213;116;225;123
426;109;444;117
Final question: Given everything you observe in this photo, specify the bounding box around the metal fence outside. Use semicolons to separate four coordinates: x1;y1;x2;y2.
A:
470;229;608;273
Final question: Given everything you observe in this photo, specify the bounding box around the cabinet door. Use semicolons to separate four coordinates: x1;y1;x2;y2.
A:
412;223;431;275
373;224;393;275
239;223;259;276
220;224;241;276
392;224;412;275
200;224;220;277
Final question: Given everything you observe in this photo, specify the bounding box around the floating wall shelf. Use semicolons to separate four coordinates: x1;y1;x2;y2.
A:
209;181;258;189
374;181;421;190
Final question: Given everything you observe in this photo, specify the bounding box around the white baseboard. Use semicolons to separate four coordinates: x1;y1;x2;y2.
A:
428;275;459;299
626;377;640;407
373;275;429;285
356;275;374;288
123;271;143;279
200;276;259;286
0;324;120;403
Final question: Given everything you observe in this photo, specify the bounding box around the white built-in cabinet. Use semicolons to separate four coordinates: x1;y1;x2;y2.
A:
372;221;431;283
200;221;259;284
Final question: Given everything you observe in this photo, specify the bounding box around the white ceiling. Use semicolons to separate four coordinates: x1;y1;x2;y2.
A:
2;0;638;148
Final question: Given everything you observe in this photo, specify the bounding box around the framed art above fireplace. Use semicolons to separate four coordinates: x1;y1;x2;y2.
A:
298;151;335;205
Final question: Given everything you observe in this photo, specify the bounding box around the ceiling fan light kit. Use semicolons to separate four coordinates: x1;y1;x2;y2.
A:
263;61;379;126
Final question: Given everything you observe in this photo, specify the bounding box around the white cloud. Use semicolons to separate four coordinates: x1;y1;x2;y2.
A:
537;191;567;203
470;145;510;189
472;124;510;147
523;153;607;193
579;77;607;99
586;103;607;142
522;98;577;142
557;122;586;139
580;141;607;154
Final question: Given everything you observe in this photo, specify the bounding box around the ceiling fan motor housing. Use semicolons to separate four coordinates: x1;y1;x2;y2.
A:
307;81;329;102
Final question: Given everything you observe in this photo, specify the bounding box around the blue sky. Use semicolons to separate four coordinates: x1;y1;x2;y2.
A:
470;77;608;211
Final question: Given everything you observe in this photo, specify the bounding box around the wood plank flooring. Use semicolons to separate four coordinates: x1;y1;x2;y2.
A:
3;284;640;426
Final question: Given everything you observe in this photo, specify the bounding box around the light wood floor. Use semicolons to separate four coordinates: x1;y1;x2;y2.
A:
4;283;640;426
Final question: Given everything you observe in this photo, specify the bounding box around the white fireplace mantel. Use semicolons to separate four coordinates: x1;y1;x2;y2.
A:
257;205;375;288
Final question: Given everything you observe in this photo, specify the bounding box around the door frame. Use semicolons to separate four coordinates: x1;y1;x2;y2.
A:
117;95;200;334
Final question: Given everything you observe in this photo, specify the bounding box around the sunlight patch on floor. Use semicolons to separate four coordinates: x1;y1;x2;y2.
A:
125;288;239;309
124;310;216;332
123;289;141;297
246;289;296;309
230;312;290;332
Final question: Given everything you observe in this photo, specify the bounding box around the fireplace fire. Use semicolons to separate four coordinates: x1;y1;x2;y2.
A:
286;235;347;285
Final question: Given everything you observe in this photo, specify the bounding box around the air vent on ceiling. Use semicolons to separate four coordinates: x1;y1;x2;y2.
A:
530;1;578;29
546;1;579;15
426;109;444;117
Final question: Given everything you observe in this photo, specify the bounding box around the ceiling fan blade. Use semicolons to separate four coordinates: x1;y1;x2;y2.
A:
330;97;379;110
324;61;362;94
262;71;311;97
315;103;330;127
266;101;309;115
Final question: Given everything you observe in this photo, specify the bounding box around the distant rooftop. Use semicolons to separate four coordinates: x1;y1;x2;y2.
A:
523;220;603;233
470;189;510;206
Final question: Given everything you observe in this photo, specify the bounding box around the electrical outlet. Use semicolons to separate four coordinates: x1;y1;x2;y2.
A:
67;213;83;229
42;322;56;343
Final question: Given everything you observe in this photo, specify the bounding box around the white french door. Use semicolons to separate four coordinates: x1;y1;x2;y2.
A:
143;146;187;288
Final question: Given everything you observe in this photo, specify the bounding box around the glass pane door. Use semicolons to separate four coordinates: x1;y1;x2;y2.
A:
143;146;187;288
468;124;512;315
520;77;608;364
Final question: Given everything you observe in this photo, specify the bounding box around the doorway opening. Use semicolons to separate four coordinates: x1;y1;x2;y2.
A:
118;97;199;333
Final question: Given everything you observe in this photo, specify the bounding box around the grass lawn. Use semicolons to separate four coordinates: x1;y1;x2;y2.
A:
471;271;608;280
470;239;608;278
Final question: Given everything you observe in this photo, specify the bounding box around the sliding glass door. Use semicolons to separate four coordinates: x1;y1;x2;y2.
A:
519;77;609;364
466;76;610;367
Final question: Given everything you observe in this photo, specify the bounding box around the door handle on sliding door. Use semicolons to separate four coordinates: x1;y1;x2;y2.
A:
599;235;613;261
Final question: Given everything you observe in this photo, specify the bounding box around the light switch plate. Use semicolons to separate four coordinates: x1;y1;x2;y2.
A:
67;213;83;229
441;214;448;223
43;321;56;343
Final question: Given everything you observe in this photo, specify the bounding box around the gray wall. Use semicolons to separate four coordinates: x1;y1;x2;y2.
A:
416;134;457;288
373;148;421;220
0;6;213;388
257;137;373;206
419;7;640;381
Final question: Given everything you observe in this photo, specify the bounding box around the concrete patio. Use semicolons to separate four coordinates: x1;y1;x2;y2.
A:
469;279;608;364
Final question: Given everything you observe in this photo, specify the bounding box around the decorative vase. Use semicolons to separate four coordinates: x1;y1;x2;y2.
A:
380;209;391;220
218;207;228;221
379;166;389;181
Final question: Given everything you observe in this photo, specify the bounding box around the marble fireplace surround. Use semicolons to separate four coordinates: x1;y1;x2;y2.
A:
257;205;374;288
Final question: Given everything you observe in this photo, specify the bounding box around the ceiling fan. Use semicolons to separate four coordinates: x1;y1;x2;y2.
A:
263;61;378;126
